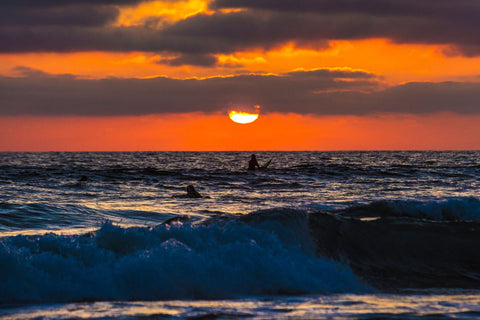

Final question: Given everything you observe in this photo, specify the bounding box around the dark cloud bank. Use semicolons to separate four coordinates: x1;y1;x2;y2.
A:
1;0;480;62
2;1;480;116
2;68;479;116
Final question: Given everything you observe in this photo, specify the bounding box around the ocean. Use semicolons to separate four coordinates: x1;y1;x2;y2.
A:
1;151;480;319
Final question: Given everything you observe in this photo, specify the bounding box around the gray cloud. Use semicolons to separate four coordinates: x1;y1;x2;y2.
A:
0;0;155;29
158;53;218;66
1;0;150;8
162;9;480;53
2;68;479;116
1;0;480;59
212;0;480;18
0;5;120;27
0;0;480;58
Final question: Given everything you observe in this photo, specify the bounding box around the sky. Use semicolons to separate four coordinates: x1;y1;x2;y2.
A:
1;0;480;151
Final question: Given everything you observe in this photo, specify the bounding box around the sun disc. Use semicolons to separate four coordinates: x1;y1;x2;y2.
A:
228;110;259;124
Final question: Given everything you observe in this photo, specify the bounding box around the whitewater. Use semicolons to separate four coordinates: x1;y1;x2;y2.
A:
1;151;480;319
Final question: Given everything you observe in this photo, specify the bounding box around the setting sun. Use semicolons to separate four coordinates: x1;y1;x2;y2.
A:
228;110;259;124
228;105;260;124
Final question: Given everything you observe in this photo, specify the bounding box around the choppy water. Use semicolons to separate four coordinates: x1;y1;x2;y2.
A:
1;151;480;319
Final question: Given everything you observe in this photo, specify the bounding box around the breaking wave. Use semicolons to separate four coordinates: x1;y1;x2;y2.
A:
0;209;365;304
2;197;480;304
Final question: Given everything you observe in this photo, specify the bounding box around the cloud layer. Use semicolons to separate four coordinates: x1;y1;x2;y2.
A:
2;68;479;116
1;0;480;61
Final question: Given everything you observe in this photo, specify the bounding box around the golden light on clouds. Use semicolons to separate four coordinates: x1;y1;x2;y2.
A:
3;39;480;84
117;0;210;27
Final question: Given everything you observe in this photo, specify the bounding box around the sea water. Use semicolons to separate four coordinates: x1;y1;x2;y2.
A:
1;151;480;319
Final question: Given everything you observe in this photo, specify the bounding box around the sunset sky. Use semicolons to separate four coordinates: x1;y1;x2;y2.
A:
1;0;480;151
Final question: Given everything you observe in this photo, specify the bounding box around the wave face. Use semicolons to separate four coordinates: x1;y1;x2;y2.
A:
0;210;365;304
340;197;480;221
311;198;480;289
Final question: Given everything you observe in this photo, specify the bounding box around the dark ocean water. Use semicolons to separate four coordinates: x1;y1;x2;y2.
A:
1;151;480;319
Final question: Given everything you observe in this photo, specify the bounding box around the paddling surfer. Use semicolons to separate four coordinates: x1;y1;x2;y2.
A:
248;154;260;170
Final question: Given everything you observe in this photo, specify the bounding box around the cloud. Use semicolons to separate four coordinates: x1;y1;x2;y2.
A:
2;0;145;6
0;5;120;27
212;0;480;17
157;53;218;66
1;0;480;59
0;0;153;27
161;8;480;54
2;67;479;116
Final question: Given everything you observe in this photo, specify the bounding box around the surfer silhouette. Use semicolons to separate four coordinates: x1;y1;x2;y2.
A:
172;185;203;198
74;175;88;187
186;185;202;198
248;154;260;170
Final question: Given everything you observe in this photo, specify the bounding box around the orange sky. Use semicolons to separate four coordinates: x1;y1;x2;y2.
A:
2;40;480;84
2;113;479;151
1;0;480;151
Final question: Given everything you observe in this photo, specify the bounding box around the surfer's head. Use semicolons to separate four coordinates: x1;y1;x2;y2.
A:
186;185;202;198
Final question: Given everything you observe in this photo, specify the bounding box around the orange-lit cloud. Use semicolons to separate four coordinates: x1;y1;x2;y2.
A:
117;0;210;27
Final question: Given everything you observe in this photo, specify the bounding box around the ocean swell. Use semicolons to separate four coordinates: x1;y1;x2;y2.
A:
340;197;480;221
310;198;480;289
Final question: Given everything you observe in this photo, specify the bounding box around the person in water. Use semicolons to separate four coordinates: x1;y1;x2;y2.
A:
74;175;88;187
172;185;203;198
186;185;202;198
248;154;260;170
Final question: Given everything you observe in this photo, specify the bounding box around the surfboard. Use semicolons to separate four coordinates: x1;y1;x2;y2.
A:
260;159;272;169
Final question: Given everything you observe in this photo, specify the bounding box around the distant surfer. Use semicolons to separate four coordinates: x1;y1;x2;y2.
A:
74;175;88;187
248;154;260;170
186;185;202;198
172;185;204;198
187;184;202;198
248;154;272;170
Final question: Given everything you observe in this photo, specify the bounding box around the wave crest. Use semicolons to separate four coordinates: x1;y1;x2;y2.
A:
341;197;480;221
